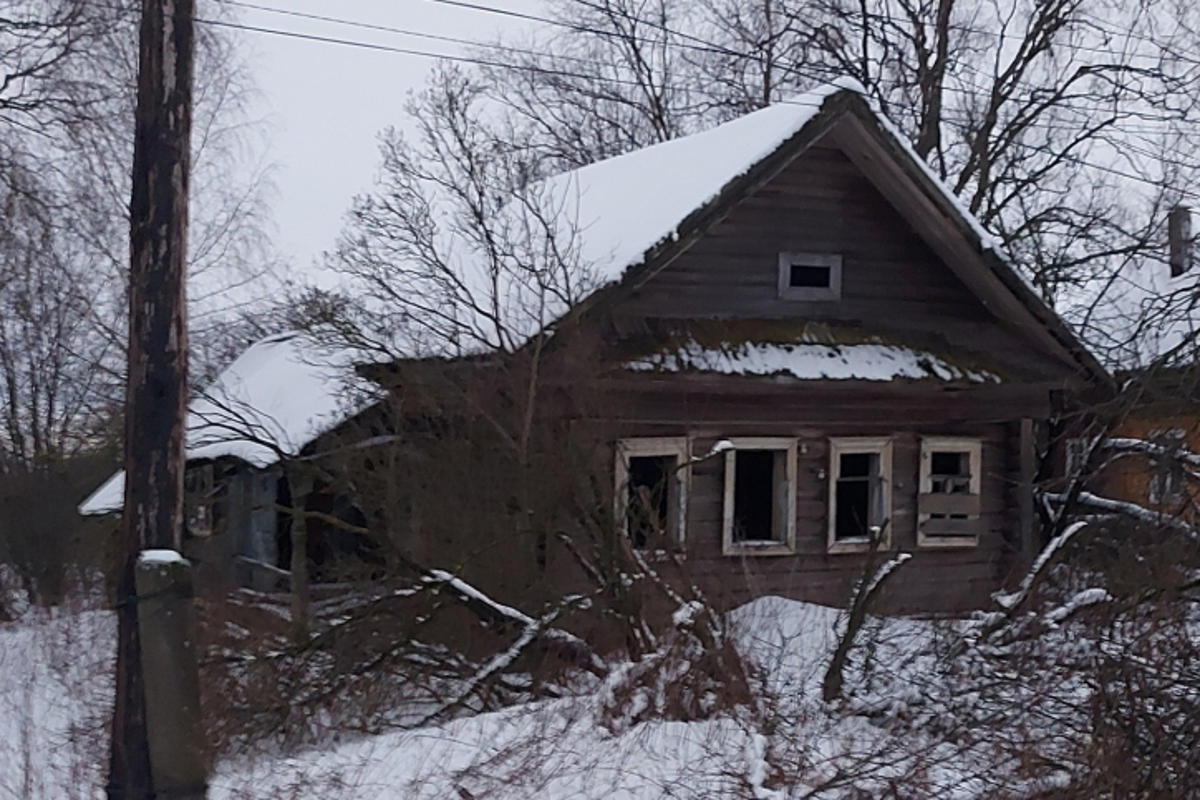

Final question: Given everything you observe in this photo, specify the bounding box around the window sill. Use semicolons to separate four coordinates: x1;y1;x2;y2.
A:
724;541;795;557
917;534;980;549
827;537;891;555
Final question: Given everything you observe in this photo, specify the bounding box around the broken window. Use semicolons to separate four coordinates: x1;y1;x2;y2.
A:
1149;428;1188;505
828;438;892;551
918;437;982;547
616;438;689;549
722;438;796;554
777;253;842;301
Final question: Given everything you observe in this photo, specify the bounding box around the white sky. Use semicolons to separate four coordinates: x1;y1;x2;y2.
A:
232;0;542;280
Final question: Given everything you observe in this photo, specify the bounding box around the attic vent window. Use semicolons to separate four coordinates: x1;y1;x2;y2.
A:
778;253;842;301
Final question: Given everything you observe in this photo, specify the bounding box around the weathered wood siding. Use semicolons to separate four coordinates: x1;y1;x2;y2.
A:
599;381;1025;614
610;141;1071;380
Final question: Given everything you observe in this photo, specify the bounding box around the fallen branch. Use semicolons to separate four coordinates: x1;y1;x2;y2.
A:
423;569;608;677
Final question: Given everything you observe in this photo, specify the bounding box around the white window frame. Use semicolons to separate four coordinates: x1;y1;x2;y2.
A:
777;252;842;301
827;437;894;554
615;437;690;550
721;437;797;556
917;436;983;549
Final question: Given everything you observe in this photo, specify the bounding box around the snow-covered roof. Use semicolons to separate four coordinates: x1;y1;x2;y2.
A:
519;78;1105;382
79;332;381;516
537;78;861;285
627;339;1002;384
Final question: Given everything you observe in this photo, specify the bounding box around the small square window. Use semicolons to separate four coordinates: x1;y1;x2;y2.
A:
722;438;797;555
919;437;982;547
828;438;892;552
778;253;842;301
616;438;689;549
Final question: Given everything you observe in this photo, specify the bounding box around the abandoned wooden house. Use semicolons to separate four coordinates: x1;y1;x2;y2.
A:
518;78;1111;613
81;79;1114;614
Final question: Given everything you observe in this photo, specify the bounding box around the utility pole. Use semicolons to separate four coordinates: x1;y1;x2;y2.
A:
107;1;197;798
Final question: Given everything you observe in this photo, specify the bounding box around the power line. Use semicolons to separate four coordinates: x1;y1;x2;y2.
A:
200;1;1200;194
213;1;1195;135
196;16;674;91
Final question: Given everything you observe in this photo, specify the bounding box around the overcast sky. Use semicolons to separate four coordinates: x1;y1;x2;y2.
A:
232;0;542;280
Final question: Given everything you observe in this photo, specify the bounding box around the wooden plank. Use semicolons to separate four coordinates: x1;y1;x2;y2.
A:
918;493;982;516
920;518;987;537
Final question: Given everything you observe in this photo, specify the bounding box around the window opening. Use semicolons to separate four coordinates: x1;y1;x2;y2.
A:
778;253;842;300
834;452;882;541
722;439;797;554
616;438;689;549
929;451;971;520
828;438;892;552
789;264;831;289
627;455;674;548
733;450;780;542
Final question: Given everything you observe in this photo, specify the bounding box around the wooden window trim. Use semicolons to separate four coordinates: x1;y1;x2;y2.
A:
777;252;843;301
721;437;798;556
827;437;894;554
918;436;983;549
615;437;690;551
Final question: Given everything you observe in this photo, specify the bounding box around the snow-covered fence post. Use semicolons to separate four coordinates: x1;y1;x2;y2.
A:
135;550;207;799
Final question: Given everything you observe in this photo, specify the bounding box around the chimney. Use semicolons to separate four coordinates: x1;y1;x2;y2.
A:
1169;205;1192;278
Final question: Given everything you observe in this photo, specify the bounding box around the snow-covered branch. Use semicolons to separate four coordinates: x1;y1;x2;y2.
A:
993;521;1089;612
1044;491;1200;541
423;569;608;677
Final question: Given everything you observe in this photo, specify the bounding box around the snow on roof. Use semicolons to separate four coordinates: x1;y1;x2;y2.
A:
537;78;864;286
79;332;381;516
627;338;1002;383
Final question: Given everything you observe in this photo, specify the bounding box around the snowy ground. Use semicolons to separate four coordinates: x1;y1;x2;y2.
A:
0;604;113;800
208;599;964;799
0;593;1054;799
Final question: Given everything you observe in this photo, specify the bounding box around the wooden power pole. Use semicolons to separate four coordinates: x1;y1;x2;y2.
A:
108;1;197;798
